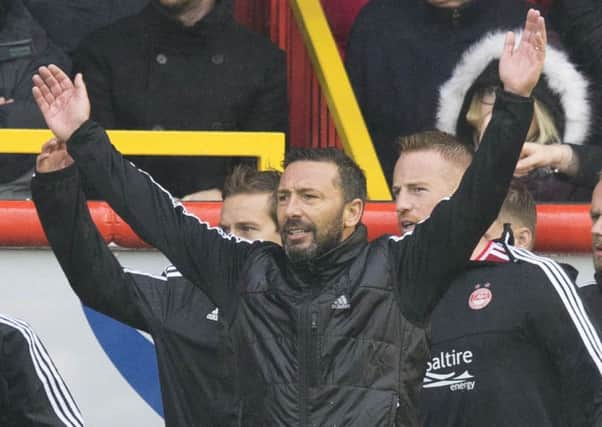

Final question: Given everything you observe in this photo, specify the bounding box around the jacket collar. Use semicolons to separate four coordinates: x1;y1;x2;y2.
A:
596;272;602;292
287;224;368;289
145;0;232;40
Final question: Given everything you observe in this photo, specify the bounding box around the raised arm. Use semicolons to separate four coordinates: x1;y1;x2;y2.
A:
32;140;170;329
390;10;545;324
31;67;252;311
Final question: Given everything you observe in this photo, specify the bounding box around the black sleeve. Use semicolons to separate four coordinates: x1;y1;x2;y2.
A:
64;121;252;315
388;90;533;324
72;37;117;129
0;316;83;427
527;264;602;427
239;48;289;135
31;164;182;331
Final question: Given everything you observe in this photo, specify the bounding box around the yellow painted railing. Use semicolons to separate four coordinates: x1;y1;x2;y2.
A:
0;129;286;171
288;0;391;200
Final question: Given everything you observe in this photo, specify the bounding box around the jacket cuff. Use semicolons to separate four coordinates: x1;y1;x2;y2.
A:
66;120;97;146
497;89;533;104
567;143;602;188
33;163;77;184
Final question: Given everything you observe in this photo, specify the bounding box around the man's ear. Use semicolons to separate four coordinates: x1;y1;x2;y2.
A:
343;198;364;228
514;226;534;250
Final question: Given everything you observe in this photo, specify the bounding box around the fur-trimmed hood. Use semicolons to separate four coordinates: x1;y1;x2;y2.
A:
436;30;592;145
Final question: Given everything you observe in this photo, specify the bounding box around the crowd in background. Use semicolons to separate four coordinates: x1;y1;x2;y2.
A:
0;0;600;203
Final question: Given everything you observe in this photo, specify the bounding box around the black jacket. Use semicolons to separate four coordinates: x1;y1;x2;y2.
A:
0;0;71;183
26;173;237;427
345;0;533;182
33;90;532;425
420;241;602;426
73;0;287;197
578;272;602;332
0;314;83;427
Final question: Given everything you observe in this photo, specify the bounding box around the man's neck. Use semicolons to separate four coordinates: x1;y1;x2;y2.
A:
177;0;216;27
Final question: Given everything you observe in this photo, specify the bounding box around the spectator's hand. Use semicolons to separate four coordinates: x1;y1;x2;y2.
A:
499;9;546;97
514;142;577;177
32;65;90;142
0;97;14;105
36;138;74;173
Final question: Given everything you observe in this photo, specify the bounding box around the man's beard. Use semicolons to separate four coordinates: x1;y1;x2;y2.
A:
282;218;344;265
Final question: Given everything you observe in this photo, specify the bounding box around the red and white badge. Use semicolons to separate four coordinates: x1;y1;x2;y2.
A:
468;284;492;310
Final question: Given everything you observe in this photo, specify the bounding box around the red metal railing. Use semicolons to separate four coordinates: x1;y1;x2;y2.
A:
2;201;591;252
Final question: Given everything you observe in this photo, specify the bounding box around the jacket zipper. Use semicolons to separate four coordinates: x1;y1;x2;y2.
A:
300;299;319;426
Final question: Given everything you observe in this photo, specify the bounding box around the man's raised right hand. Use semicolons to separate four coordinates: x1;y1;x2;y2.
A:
32;65;90;142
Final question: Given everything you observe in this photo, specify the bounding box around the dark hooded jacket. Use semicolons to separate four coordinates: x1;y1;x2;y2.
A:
436;29;599;202
73;0;287;198
345;0;534;183
33;90;533;426
0;0;71;184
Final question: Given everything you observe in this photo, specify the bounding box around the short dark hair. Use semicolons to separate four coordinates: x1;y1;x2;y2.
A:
499;180;537;236
397;131;474;170
222;164;281;226
284;148;367;203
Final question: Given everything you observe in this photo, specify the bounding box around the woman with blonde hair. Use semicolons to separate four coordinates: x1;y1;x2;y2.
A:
437;29;601;201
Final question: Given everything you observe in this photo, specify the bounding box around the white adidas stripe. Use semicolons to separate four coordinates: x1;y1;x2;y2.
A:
507;247;602;374
512;248;602;365
0;315;83;427
122;267;167;281
135;165;253;245
510;247;602;367
577;281;598;289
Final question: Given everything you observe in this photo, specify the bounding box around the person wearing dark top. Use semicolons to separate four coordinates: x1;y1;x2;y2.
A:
33;148;281;426
346;0;536;183
0;0;70;199
32;10;546;425
73;0;288;200
391;130;602;426
436;28;600;202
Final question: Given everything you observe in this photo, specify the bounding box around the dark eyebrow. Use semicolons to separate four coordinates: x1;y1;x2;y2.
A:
235;221;260;228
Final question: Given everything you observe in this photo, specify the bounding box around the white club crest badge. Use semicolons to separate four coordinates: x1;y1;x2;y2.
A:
468;283;492;310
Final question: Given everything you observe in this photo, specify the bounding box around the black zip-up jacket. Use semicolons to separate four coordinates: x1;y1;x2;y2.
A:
420;241;602;426
0;314;83;427
33;91;532;426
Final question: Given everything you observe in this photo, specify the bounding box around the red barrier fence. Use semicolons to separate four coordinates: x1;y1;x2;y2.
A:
0;202;591;252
